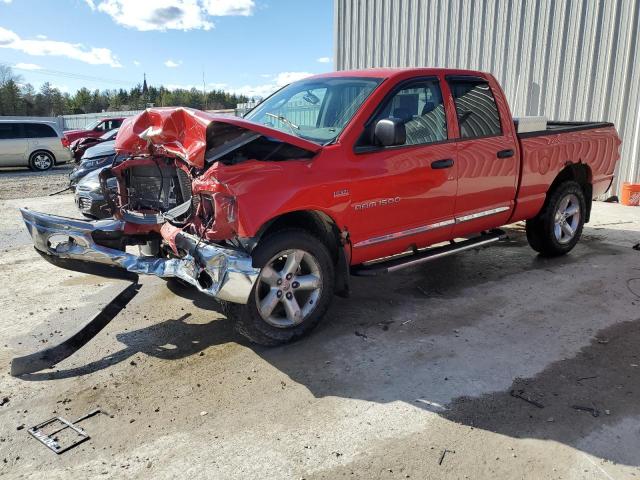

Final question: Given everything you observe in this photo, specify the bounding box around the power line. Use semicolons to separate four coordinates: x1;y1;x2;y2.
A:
1;62;138;88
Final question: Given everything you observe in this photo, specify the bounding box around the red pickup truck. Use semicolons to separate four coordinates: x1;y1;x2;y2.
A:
21;68;621;346
62;117;125;146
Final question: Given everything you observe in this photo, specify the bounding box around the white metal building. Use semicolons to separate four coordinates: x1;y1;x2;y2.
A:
334;0;640;196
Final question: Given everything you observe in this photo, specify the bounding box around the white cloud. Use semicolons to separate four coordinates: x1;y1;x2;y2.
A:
316;56;332;63
51;83;71;93
91;0;254;32
229;71;313;98
164;59;181;68
202;0;254;16
133;60;140;66
0;27;121;67
13;62;42;70
1;0;13;4
274;72;314;84
35;34;47;39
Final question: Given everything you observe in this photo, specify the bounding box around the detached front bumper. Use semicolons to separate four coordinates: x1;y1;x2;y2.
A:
20;209;259;304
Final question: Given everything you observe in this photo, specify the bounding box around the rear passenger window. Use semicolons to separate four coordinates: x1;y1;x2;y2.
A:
448;79;502;138
25;123;57;138
372;78;447;146
0;123;21;140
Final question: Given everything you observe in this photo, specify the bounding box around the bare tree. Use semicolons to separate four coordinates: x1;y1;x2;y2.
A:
0;64;22;86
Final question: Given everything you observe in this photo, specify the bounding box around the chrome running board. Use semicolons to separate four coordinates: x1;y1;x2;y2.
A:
350;229;506;276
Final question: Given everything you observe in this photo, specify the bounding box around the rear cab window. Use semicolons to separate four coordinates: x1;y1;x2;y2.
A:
447;77;502;139
104;119;123;130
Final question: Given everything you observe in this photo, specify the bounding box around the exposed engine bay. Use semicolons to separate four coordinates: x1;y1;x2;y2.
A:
94;109;317;258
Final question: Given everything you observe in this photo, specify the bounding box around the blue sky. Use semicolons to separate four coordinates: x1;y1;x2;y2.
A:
0;0;334;98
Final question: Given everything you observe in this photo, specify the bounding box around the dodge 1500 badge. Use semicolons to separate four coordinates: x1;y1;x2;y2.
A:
20;68;621;346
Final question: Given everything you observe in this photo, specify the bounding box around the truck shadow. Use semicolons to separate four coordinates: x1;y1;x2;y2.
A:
23;225;640;466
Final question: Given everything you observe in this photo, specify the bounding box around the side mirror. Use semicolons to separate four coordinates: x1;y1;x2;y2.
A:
374;118;406;147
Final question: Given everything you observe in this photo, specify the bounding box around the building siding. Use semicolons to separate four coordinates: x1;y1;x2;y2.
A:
335;0;640;195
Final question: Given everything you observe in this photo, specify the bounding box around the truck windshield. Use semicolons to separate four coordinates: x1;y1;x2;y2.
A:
245;77;382;145
84;120;101;130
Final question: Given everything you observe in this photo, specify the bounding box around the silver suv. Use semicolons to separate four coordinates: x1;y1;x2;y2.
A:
0;120;72;171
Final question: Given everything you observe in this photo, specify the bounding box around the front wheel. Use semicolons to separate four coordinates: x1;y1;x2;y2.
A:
225;229;335;346
526;180;586;257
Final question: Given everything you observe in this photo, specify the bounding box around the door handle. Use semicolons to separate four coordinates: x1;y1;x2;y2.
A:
431;158;454;169
497;149;514;158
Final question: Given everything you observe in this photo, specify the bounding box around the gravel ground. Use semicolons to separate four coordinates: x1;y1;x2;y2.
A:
0;196;639;479
0;165;74;200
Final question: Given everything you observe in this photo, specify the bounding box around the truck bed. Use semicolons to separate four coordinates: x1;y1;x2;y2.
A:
516;121;615;139
511;121;620;222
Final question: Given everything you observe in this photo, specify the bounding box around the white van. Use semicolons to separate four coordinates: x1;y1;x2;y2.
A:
0;120;72;171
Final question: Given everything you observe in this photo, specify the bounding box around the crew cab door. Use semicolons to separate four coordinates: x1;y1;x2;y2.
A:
347;77;458;264
446;76;519;237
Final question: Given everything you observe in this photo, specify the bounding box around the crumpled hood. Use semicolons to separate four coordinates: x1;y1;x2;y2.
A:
114;107;322;169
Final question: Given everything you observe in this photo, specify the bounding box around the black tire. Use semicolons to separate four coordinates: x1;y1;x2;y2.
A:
525;180;586;257
224;228;335;346
29;151;55;171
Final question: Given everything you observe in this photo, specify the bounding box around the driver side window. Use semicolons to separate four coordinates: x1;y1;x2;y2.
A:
375;79;447;146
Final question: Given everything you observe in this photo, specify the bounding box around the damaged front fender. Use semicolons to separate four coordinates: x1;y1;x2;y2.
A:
20;208;259;304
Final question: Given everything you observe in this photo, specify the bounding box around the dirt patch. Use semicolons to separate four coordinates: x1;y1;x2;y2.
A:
0;165;73;200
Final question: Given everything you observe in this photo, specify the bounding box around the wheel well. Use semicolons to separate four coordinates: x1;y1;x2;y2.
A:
258;210;341;260
257;210;350;297
30;149;57;164
549;162;593;222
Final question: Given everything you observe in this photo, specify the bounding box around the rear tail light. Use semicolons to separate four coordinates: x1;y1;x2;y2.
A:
61;136;70;148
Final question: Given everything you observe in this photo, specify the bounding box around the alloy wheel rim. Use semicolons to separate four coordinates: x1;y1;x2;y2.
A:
255;249;323;328
34;154;52;170
553;193;580;244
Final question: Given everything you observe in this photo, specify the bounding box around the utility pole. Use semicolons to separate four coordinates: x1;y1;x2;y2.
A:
202;70;207;110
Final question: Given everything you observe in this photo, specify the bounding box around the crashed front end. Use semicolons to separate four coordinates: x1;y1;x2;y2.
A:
20;108;318;304
21;209;258;303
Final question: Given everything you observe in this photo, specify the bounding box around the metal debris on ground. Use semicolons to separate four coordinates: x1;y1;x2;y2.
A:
354;331;368;339
438;449;455;465
415;399;448;411
571;405;600;417
576;375;598;382
28;408;106;454
632;242;639;251
510;389;544;408
10;282;140;376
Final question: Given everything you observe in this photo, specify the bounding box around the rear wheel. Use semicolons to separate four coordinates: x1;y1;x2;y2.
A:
225;229;335;346
29;151;54;171
525;180;586;257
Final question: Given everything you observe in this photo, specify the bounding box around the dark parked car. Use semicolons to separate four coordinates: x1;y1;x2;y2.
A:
70;128;118;162
74;166;115;219
69;140;117;187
